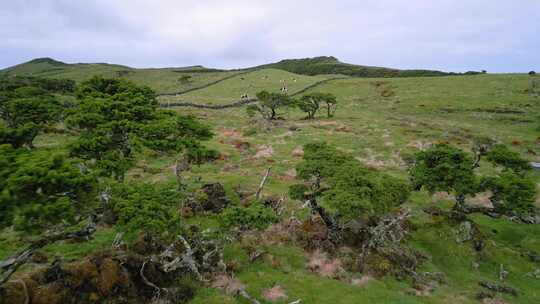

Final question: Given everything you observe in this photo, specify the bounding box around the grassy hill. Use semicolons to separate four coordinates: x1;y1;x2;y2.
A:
0;57;240;95
254;56;456;78
156;73;540;303
1;56;468;96
1;58;539;303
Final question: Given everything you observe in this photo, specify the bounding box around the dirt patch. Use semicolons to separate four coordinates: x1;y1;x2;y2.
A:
280;169;297;181
432;192;454;202
222;164;239;172
335;125;353;133
262;285;288;302
254;145;274;158
219;128;243;138
261;218;303;245
211;274;246;295
306;250;345;279
351;275;372;287
292;146;304;157
466;191;494;208
232;140;250;151
407;140;431;150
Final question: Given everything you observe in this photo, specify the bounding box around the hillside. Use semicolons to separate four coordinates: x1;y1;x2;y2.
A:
0;58;238;95
254;56;454;78
1;56;466;95
1;60;539;304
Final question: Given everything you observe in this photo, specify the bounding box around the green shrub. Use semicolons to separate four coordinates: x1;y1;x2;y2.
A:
410;143;537;217
409;143;477;196
111;182;182;235
0;147;96;231
222;201;278;230
485;144;531;173
291;142;410;221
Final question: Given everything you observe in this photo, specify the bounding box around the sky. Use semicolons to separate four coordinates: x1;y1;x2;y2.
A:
1;0;539;73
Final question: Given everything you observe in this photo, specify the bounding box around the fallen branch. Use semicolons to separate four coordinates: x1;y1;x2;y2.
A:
255;167;272;200
479;281;518;297
237;288;261;304
0;214;97;285
140;260;163;297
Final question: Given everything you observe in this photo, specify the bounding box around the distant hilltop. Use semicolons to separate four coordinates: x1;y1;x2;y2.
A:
1;56;486;78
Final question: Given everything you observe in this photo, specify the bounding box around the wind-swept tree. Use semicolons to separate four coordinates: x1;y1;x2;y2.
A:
67;76;215;181
289;142;410;234
0;145;97;231
246;90;293;120
0;82;63;148
409;143;537;220
296;93;338;119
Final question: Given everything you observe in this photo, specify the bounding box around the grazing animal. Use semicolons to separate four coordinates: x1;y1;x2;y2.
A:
241;93;249;99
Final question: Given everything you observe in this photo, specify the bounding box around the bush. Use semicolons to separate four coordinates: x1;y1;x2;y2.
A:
409;143;477;196
485;144;531;173
0;147;96;231
410;143;537;217
111;182;182;235
222;201;278;230
482;171;536;216
291;142;410;221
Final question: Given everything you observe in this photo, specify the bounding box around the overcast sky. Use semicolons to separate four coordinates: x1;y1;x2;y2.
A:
1;0;539;72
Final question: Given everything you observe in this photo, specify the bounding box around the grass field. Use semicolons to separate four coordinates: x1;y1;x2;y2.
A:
1;61;540;303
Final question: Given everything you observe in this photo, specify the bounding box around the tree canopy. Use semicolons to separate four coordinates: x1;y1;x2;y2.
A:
246;90;293;120
290;142;410;222
409;143;537;218
67;76;215;180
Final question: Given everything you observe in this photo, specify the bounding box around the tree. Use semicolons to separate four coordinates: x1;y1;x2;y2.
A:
296;93;321;119
246;90;293;120
409;143;537;219
529;71;536;76
110;182;183;235
320;93;338;118
290;143;410;229
0;146;96;231
67;76;215;180
409;144;477;209
296;93;338;119
0;83;63;148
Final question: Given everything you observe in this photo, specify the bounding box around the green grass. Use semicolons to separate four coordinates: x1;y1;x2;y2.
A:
1;58;242;94
1;66;539;303
160;68;336;104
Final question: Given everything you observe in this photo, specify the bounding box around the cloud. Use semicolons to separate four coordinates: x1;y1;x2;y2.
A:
0;0;539;72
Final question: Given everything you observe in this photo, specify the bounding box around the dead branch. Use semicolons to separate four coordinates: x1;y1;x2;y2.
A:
112;232;124;249
479;281;518;297
255;167;272;200
237;288;261;304
140;260;163;296
0;214;97;285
